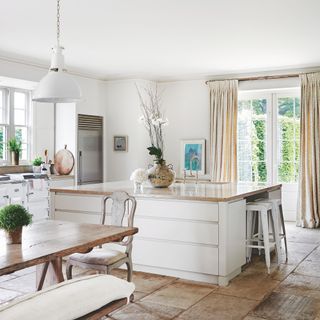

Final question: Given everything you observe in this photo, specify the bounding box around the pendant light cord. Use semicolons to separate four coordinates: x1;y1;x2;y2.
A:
56;0;61;46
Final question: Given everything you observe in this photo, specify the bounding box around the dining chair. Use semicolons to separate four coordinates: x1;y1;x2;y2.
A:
66;191;137;281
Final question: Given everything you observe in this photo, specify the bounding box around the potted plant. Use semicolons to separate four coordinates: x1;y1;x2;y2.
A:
7;138;22;165
32;156;43;173
0;204;32;244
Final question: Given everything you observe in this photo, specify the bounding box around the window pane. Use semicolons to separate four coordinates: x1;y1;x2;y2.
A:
20;143;28;160
238;141;252;161
238;98;268;182
278;162;296;182
0;127;6;160
252;99;267;115
15;127;27;143
238;162;252;182
14;92;26;109
277;96;300;183
14;109;26;125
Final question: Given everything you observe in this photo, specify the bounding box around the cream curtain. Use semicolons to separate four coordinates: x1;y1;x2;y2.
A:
297;73;320;228
209;80;238;182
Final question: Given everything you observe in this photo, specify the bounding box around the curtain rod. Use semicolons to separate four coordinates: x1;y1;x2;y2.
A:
205;73;301;85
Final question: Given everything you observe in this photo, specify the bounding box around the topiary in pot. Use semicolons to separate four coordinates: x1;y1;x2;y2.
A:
32;156;43;174
0;204;32;244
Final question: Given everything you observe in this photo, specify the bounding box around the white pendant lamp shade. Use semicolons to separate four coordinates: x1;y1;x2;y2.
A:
33;46;81;103
32;0;81;103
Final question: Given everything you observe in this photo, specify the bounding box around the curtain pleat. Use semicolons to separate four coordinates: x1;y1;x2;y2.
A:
209;80;238;182
297;73;320;228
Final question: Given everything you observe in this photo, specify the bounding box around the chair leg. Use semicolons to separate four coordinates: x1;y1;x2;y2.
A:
261;210;271;274
126;260;133;282
66;261;73;280
279;204;288;262
258;214;262;256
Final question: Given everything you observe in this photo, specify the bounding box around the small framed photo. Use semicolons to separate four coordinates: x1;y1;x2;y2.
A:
180;139;205;176
113;136;128;152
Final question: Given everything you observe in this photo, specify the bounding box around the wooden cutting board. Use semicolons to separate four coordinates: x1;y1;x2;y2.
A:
54;145;74;175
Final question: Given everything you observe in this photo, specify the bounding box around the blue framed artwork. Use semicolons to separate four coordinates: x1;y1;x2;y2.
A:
180;139;205;176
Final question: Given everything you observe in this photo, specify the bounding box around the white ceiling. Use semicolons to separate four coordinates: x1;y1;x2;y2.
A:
1;0;320;81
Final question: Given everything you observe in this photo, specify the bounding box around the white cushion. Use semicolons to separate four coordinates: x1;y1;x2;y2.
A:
69;248;127;265
0;274;135;320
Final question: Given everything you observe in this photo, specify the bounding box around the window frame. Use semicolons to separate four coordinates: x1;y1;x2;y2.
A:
0;86;31;164
238;88;300;185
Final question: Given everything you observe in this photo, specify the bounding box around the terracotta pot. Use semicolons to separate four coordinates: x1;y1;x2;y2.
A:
148;161;175;188
5;227;22;244
11;151;19;166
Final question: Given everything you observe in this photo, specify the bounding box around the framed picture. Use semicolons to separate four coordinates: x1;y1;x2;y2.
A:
180;139;205;176
113;136;128;152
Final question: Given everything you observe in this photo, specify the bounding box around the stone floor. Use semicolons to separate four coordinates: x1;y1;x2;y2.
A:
0;222;319;319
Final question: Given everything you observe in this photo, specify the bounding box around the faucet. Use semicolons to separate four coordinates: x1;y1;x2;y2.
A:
189;155;200;184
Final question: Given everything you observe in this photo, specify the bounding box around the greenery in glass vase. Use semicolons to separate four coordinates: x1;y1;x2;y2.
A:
136;85;168;165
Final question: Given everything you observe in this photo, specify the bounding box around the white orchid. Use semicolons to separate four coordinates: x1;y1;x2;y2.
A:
130;168;148;183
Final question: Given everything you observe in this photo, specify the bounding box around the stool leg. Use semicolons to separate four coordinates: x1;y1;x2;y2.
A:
279;204;288;262
261;209;271;274
258;214;262;256
246;210;253;262
270;208;281;266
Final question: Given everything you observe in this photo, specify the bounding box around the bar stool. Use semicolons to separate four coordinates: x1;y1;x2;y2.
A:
246;201;281;273
254;198;288;262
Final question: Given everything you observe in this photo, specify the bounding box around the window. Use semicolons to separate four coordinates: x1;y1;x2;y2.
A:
238;89;300;184
0;88;31;163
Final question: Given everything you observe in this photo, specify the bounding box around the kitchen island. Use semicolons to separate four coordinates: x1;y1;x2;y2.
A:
50;181;281;285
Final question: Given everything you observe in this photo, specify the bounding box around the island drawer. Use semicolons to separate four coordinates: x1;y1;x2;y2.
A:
136;199;219;222
135;217;218;245
53;194;103;213
133;239;219;275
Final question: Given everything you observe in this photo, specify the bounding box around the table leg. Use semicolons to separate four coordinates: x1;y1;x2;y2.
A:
36;257;64;290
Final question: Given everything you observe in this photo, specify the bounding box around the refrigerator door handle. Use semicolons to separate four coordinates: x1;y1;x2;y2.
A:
78;150;82;184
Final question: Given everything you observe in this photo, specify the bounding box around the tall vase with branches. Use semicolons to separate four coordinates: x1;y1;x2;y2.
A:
136;84;174;188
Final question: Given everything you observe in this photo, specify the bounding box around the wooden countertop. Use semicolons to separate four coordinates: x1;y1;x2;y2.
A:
50;180;281;202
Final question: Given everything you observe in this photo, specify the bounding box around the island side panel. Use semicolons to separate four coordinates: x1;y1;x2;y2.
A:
218;199;246;286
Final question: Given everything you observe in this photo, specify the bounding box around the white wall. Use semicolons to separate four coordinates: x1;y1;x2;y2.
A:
103;79;210;180
104;80;151;181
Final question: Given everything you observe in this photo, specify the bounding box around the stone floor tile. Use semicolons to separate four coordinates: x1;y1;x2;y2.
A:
132;291;148;302
0;272;36;294
306;247;320;262
242;316;267;320
131;271;177;294
0;288;23;303
111;301;183;320
176;292;258;320
286;223;320;245
217;270;280;301
251;292;320;320
275;273;320;299
142;280;214;310
295;261;320;278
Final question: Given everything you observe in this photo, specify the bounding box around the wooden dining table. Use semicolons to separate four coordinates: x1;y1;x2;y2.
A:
0;220;138;290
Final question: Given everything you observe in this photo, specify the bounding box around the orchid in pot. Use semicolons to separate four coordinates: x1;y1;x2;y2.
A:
136;85;175;188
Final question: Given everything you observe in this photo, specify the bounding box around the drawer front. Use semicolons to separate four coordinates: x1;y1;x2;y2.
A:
55;210;101;224
136;199;219;222
133;239;218;275
135;217;218;245
54;194;103;213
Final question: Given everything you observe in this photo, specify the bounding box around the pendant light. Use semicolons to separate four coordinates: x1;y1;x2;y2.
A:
33;0;81;103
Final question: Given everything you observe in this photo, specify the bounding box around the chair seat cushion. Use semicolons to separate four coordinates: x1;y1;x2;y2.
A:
0;274;135;320
69;248;127;265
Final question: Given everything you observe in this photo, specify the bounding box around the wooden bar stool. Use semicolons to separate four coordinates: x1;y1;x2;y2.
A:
246;201;281;273
254;198;288;262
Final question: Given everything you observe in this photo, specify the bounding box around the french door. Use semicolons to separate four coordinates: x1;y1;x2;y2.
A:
238;88;300;221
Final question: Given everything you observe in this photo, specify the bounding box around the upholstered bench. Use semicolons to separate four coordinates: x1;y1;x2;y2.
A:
0;274;135;320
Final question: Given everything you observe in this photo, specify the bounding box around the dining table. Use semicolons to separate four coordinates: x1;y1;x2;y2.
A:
0;220;138;290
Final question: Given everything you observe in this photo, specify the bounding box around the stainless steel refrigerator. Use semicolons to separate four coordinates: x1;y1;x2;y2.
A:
77;114;103;185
